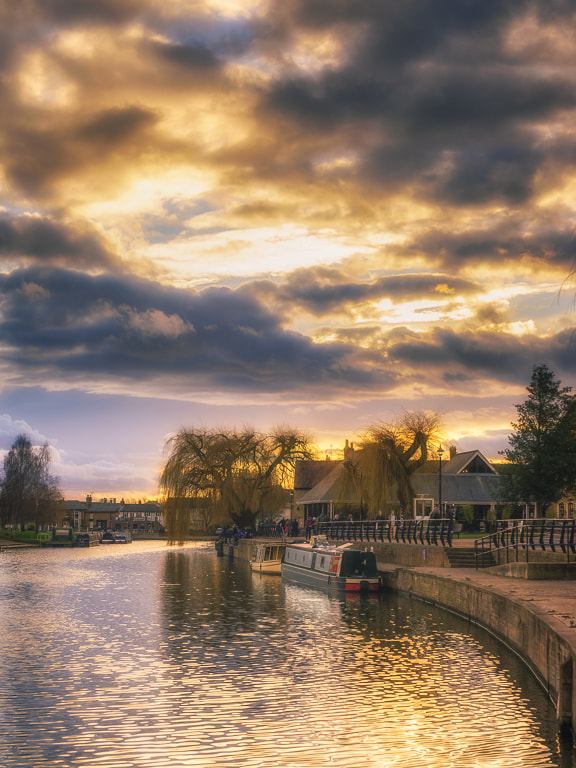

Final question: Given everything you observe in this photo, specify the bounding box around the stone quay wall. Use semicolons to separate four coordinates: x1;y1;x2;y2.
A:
235;537;575;739
380;565;575;738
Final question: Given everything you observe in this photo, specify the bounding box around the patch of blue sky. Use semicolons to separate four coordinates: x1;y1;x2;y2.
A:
141;198;222;244
163;198;215;218
508;286;574;323
160;14;258;59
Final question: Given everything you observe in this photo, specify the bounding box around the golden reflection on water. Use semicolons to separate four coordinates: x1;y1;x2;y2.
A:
0;542;572;768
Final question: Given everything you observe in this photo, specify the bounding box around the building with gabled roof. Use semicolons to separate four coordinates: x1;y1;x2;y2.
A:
411;449;501;518
61;496;122;530
295;446;504;522
116;501;164;532
293;457;341;521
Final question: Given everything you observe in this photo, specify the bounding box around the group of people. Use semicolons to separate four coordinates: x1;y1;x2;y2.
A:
221;525;253;544
221;507;459;546
276;518;299;541
303;511;417;540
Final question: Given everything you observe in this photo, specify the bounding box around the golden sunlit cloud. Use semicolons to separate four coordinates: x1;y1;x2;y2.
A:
143;226;362;284
0;0;575;496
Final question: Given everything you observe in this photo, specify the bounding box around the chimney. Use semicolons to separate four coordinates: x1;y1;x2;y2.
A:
344;440;355;459
450;446;457;459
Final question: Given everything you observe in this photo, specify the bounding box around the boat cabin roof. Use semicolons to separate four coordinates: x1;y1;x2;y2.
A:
288;539;360;557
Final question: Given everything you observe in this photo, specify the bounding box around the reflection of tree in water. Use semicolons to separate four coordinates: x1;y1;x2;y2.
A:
159;549;284;666
155;549;566;766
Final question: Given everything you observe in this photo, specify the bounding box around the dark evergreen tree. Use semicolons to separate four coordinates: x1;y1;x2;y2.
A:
501;365;576;514
0;434;62;529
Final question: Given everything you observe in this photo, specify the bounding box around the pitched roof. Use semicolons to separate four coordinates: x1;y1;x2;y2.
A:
442;450;498;475
297;462;351;504
120;502;162;513
412;473;502;504
89;502;122;513
294;459;339;490
418;450;498;475
64;500;86;510
296;450;502;506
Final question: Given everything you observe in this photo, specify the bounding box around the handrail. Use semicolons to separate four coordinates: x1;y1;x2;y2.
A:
255;523;286;540
311;518;454;547
474;518;575;569
257;518;454;545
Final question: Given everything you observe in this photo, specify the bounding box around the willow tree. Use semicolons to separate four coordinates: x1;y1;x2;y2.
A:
160;426;314;542
359;411;442;517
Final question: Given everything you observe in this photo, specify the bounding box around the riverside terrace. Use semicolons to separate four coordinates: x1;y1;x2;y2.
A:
242;518;576;745
257;517;576;564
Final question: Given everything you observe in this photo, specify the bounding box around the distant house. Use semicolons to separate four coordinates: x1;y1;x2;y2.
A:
556;497;576;519
116;501;164;532
63;496;122;530
295;446;504;522
62;499;86;529
293;457;341;521
411;449;502;518
88;499;123;529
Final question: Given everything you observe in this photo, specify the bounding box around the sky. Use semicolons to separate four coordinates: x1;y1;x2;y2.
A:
1;0;575;500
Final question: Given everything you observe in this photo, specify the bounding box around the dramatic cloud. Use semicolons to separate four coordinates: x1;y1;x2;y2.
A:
0;0;574;496
0;214;120;270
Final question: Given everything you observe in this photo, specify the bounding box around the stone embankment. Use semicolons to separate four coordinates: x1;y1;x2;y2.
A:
236;537;576;742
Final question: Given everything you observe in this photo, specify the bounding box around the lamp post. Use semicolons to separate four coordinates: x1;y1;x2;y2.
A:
437;446;444;517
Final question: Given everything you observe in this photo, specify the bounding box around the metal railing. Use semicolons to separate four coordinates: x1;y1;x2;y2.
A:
256;523;290;540
317;519;454;547
474;518;575;569
257;519;454;546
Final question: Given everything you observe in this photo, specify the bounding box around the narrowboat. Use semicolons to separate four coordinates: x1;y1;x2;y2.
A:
281;537;382;593
251;543;286;574
74;532;101;547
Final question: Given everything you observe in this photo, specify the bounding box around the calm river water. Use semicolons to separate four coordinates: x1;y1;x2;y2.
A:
0;541;573;768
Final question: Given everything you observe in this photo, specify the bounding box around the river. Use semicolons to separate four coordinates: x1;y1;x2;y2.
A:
0;541;573;768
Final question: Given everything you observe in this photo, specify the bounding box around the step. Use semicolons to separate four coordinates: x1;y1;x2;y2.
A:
445;548;494;568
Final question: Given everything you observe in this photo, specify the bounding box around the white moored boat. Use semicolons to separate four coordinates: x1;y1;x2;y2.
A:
251;543;286;574
281;537;382;593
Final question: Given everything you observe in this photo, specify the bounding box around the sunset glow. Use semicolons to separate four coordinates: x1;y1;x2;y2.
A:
0;0;575;498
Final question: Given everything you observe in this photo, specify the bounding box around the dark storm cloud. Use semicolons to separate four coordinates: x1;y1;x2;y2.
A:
301;0;505;35
259;0;576;207
4;106;159;197
551;329;576;374
75;107;158;145
2;264;569;398
0;268;389;392
437;146;540;205
0;215;120;270
150;40;223;71
265;75;392;125
265;67;575;133
408;219;576;271
243;267;480;316
0;0;572;405
27;0;142;25
265;69;575;205
388;326;576;386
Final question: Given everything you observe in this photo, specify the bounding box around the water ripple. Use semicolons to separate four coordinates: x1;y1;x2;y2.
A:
0;543;569;767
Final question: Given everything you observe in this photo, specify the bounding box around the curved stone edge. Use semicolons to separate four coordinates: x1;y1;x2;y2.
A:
382;566;575;744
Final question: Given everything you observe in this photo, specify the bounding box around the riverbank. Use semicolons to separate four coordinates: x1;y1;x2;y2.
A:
381;563;576;739
235;536;576;743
